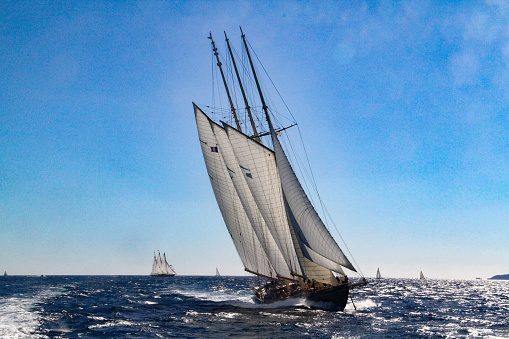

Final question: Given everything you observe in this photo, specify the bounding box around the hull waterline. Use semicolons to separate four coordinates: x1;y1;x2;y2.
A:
255;283;351;310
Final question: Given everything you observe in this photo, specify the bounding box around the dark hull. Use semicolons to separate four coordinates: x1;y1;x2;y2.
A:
255;283;350;311
307;283;349;310
150;274;175;277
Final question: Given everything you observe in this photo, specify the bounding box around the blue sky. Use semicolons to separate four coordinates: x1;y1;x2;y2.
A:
1;1;507;279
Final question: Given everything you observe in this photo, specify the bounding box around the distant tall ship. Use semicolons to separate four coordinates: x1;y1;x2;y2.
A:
3;271;7;277
420;271;425;280
376;268;382;279
216;268;221;277
150;252;176;277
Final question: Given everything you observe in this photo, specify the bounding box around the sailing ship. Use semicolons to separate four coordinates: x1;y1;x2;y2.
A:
420;271;425;279
376;268;382;279
194;28;367;310
216;268;221;276
150;252;176;276
3;271;7;277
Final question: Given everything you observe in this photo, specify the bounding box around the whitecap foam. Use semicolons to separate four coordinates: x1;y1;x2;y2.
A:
0;297;43;339
169;287;254;304
231;296;307;309
0;287;64;339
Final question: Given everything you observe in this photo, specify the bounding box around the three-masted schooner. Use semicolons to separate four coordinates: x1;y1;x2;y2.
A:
194;28;367;310
150;252;176;277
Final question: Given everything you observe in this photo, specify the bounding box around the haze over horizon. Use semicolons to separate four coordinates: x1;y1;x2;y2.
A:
1;1;508;280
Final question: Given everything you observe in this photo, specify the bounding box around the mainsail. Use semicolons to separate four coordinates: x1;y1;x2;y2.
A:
194;30;360;287
376;268;382;279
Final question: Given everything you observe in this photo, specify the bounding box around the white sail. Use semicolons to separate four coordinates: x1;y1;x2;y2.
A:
194;105;277;279
376;268;382;279
290;220;342;284
420;271;425;279
151;252;176;276
212;121;294;280
151;254;158;275
157;252;164;275
269;125;355;272
162;253;175;275
216;268;220;276
223;124;302;278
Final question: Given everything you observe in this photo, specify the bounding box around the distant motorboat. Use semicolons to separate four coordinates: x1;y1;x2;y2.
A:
150;251;176;276
376;268;382;279
420;271;425;280
215;268;221;277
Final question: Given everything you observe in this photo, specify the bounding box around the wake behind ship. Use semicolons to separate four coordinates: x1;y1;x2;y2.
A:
193;28;367;310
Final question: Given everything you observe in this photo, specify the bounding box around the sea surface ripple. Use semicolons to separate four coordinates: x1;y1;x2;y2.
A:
0;275;508;338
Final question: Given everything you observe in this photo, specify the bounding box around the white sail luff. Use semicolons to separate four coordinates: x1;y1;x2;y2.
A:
194;105;277;279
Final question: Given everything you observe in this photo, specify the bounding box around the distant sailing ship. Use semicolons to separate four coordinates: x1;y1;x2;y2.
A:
3;271;7;277
150;252;176;276
376;268;382;279
216;268;221;276
194;29;367;310
420;271;425;280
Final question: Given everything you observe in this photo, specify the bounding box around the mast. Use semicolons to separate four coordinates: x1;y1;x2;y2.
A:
209;32;242;132
240;27;274;132
224;31;260;143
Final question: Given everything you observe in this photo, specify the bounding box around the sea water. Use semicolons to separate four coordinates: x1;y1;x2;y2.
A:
0;275;508;338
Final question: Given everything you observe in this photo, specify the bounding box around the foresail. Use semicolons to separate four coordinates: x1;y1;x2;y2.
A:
194;104;277;279
151;255;158;275
157;253;164;275
163;253;171;275
223;124;302;277
270;125;356;272
286;208;342;284
212;121;294;280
